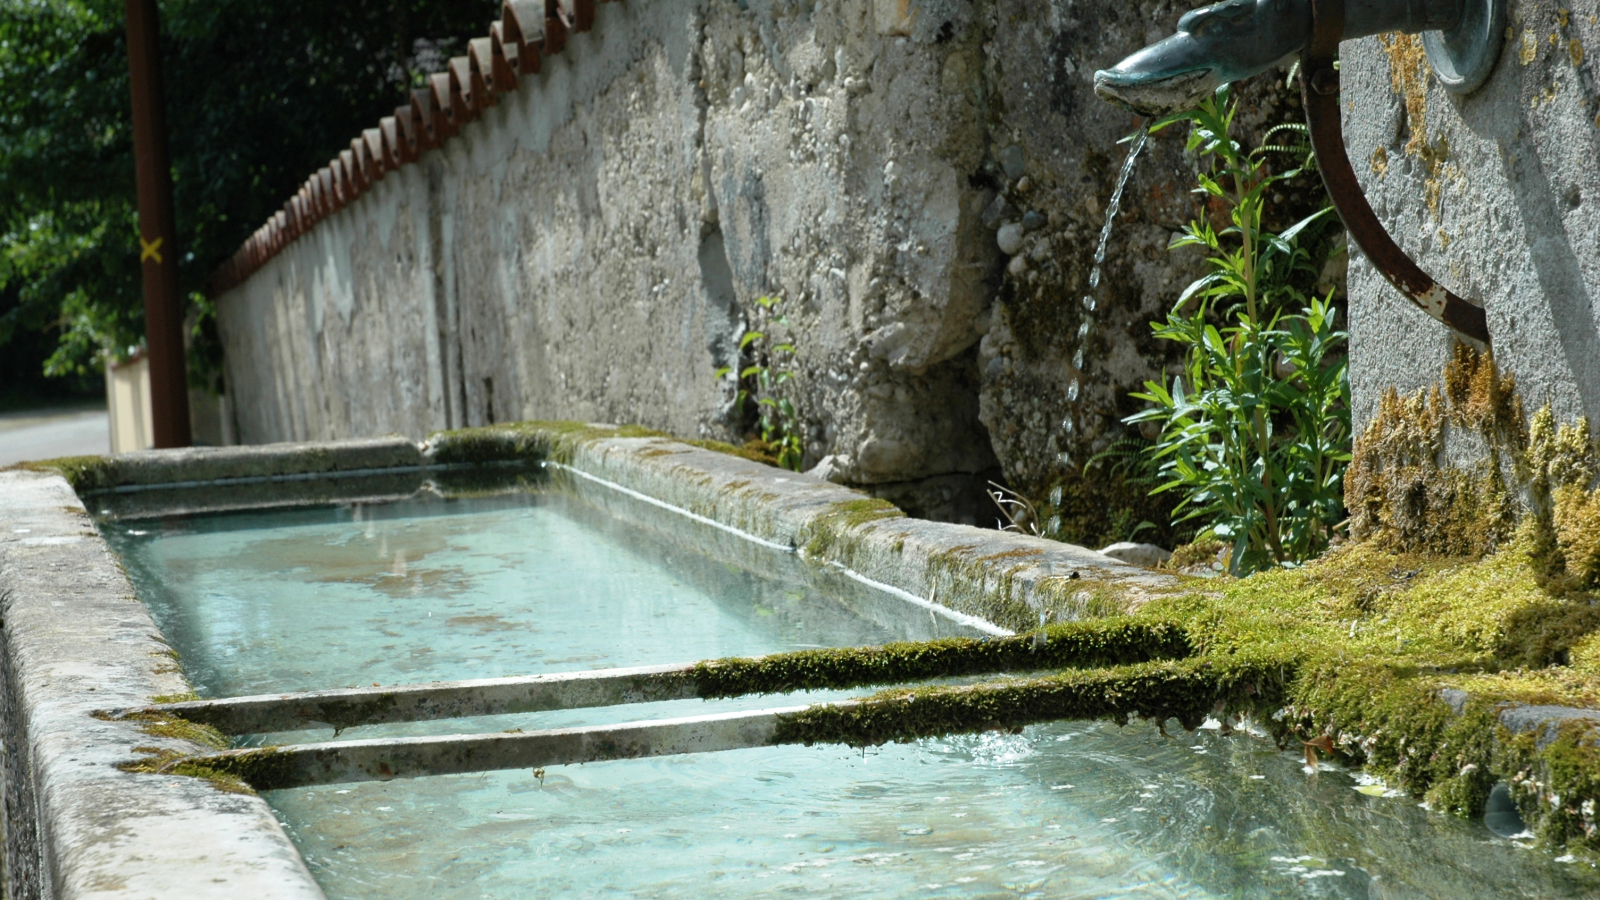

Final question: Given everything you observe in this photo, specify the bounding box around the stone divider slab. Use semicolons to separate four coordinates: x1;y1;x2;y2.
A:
138;664;701;736
192;706;817;791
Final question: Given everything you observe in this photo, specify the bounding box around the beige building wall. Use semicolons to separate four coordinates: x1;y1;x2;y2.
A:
105;355;153;454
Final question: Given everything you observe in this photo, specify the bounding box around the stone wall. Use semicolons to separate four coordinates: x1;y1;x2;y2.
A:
1343;1;1600;434
216;0;1315;532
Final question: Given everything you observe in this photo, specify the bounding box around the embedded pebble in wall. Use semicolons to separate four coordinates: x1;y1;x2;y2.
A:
982;193;1014;228
997;222;1025;255
999;144;1027;180
1022;210;1046;231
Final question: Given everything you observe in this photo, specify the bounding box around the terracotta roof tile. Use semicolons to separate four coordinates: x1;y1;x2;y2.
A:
210;0;621;295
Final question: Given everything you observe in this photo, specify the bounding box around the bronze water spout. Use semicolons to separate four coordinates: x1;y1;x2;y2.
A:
1095;0;1502;118
1094;0;1504;344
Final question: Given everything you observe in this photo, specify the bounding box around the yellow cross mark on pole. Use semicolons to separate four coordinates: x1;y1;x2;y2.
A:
140;235;164;264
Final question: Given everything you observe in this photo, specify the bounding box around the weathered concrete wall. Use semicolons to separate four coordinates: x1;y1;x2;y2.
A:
1344;2;1600;431
217;0;1314;533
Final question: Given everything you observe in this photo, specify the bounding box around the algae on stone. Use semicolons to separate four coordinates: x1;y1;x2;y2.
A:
6;455;115;492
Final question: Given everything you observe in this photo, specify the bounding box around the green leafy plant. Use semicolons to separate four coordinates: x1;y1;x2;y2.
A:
1126;88;1351;576
717;295;804;472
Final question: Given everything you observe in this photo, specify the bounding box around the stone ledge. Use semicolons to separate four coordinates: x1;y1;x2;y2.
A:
0;470;325;900
43;437;424;493
1442;688;1600;749
562;432;1181;632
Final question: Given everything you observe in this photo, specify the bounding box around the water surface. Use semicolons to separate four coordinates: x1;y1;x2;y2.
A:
106;481;1600;899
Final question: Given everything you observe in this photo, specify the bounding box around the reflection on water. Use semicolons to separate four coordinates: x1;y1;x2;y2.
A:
105;484;1600;899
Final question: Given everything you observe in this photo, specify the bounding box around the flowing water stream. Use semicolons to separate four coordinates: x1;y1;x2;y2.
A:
1064;123;1151;455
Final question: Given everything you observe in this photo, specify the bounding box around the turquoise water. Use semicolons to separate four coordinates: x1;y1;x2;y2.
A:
106;482;1600;899
111;490;912;699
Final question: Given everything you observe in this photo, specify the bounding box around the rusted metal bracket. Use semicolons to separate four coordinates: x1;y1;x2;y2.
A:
1300;0;1491;344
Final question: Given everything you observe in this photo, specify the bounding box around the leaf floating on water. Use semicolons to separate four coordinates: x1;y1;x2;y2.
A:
1355;785;1388;797
1301;735;1335;770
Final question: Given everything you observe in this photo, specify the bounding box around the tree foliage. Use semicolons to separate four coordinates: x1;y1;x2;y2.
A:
0;0;496;401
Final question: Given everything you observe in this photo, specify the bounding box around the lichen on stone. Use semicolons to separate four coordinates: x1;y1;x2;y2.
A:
1346;345;1523;556
1376;32;1450;220
796;497;905;561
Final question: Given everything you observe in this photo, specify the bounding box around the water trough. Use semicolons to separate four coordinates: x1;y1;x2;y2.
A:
6;423;1600;898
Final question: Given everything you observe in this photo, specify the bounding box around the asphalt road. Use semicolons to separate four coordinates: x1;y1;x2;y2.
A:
0;405;111;467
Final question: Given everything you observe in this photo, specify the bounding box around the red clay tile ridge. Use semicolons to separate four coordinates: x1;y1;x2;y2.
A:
206;0;605;298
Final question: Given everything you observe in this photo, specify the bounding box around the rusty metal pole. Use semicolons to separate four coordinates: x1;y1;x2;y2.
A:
125;0;191;448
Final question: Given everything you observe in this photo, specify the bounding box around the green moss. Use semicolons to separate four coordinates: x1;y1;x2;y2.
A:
102;710;228;750
1503;718;1600;853
118;747;257;795
111;709;254;794
1166;539;1226;572
798;497;905;561
1345;344;1600;592
773;653;1294;748
684;438;782;467
150;690;201;704
1528;409;1600;591
5;455;117;492
425;421;671;468
1572;633;1600;676
424;423;561;466
1277;658;1502;813
1345;373;1519;557
692;618;1193;697
193;745;301;790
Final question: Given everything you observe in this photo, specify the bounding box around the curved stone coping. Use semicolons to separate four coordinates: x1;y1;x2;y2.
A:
70;436;424;493
0;471;325;899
